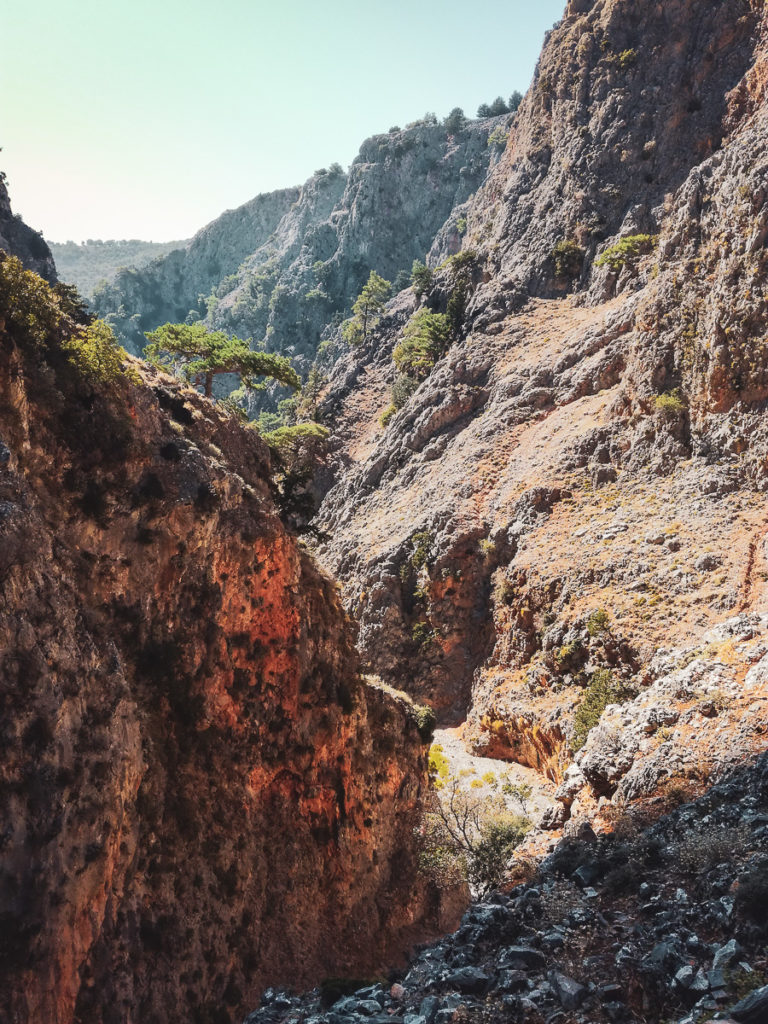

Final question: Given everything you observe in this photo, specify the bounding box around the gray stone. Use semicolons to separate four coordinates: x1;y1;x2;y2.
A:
674;966;694;989
358;1001;387;1016
418;997;439;1024
444;967;490;994
498;946;547;970
731;985;768;1023
573;862;602;887
713;939;743;970
548;972;588;1011
495;970;529;993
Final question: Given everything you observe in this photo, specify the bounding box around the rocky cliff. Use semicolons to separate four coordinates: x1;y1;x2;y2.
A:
92;117;506;364
312;0;768;821
0;174;56;283
0;260;449;1024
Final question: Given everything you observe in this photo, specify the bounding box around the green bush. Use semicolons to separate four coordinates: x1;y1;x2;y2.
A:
64;319;139;387
419;777;531;896
413;703;436;742
572;669;632;751
380;403;397;427
654;389;686;416
471;814;531;893
391;373;419;409
411;260;434;299
595;234;658;272
586;607;611;637
552;239;584;278
393;310;451;379
411;622;435;647
0;252;63;349
487;127;509;149
410;529;432;569
428;743;450;788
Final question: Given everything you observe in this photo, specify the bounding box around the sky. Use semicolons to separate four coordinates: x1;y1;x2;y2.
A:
2;0;565;243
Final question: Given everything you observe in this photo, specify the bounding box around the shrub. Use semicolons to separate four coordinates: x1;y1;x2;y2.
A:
419;777;531;896
595;234;659;272
411;260;433;298
552;239;584;279
380;403;397;427
0;252;63;349
471;813;531;892
410;529;432;569
393;310;451;379
493;576;516;606
501;780;533;814
391;373;419;409
411;622;435;646
487;127;509;149
413;703;436;742
734;866;768;928
586;607;611;637
64;319;140;387
614;49;637;70
572;669;631;751
443;107;466;134
456;216;467;235
654;389;686;416
428;743;450;788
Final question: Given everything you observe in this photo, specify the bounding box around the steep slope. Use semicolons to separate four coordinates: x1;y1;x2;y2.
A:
93;117;506;363
313;0;768;813
49;238;190;297
0;260;449;1024
0;174;56;282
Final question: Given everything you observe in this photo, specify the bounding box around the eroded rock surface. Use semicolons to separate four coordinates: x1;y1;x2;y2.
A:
0;288;449;1024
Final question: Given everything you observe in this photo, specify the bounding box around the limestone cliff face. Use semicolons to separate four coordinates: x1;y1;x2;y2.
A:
92;118;504;364
0;175;56;282
313;0;768;810
0;284;444;1024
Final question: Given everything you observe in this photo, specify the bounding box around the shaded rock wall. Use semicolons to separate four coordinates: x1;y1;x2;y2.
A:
0;292;445;1024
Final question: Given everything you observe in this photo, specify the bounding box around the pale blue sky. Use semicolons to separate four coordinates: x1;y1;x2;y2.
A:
2;0;564;242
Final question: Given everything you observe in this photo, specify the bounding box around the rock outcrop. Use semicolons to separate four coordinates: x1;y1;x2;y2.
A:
0;264;447;1024
0;174;56;282
91;117;506;364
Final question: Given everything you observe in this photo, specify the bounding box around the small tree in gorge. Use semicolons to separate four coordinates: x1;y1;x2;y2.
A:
341;271;391;346
144;322;300;398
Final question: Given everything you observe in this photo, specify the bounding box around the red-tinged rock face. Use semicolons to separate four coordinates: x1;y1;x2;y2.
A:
0;317;454;1024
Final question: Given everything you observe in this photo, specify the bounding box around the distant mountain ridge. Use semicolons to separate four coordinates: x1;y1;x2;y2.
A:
90;115;510;362
48;238;189;297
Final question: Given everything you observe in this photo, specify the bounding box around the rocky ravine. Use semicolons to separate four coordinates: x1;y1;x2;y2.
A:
0;257;455;1024
244;749;768;1024
90;116;507;367
313;0;768;818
